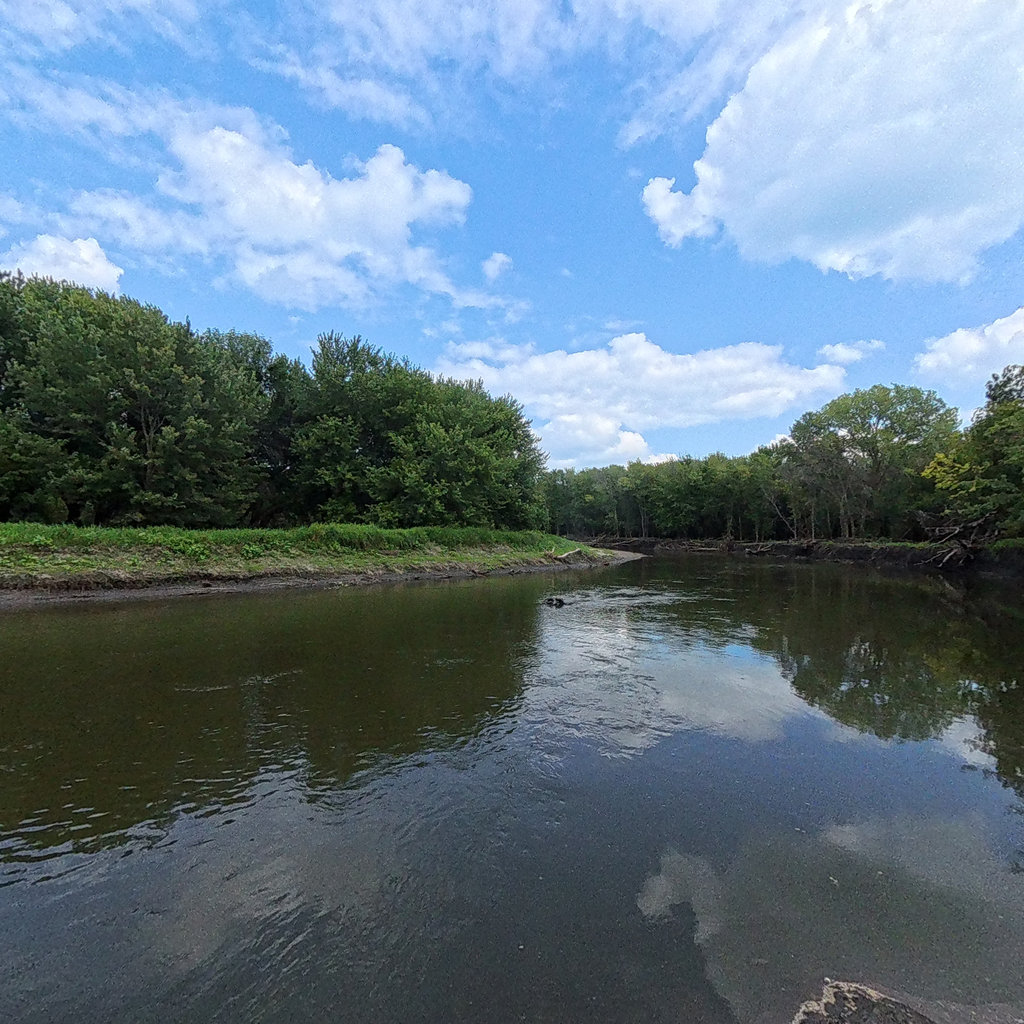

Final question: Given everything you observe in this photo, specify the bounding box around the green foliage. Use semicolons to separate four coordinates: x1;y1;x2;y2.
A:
925;364;1024;538
0;522;563;569
539;384;964;544
293;333;545;530
782;384;958;539
0;276;266;526
0;276;547;532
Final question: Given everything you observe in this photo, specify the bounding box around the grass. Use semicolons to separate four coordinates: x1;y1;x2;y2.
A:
992;536;1024;552
0;522;597;590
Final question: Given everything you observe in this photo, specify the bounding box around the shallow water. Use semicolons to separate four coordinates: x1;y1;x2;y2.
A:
1;556;1023;1022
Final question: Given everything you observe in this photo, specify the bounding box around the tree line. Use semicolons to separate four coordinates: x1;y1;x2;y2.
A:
0;273;546;529
541;371;1024;544
3;272;1021;544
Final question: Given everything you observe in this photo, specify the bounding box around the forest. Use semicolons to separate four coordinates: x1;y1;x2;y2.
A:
541;371;1024;544
0;273;546;530
1;271;1022;546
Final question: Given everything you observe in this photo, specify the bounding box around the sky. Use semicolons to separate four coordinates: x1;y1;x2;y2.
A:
2;0;1024;468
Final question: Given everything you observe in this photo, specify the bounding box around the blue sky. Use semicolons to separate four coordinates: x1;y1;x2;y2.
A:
3;0;1024;468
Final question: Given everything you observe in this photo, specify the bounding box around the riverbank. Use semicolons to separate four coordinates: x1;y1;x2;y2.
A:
596;536;1024;579
0;523;638;608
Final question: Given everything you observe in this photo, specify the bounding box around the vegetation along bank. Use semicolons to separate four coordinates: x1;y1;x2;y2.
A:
3;272;1024;586
0;523;633;605
541;367;1024;559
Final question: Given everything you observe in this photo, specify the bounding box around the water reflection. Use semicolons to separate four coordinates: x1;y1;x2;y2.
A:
628;557;1024;792
639;817;1024;1024
519;585;816;755
0;579;538;865
1;558;1024;1023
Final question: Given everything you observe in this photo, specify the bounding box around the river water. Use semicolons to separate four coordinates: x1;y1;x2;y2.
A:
1;556;1023;1023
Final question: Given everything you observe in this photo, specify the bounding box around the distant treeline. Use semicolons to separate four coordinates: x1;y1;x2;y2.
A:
3;272;1021;545
541;372;1024;544
0;273;546;529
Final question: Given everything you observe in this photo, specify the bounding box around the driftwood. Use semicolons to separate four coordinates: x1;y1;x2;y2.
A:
918;514;998;569
553;547;582;560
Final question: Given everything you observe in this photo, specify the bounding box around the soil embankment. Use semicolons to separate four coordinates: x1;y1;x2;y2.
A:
0;543;642;609
595;537;1024;579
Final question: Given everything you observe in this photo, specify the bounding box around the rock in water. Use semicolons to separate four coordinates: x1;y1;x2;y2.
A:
794;982;935;1024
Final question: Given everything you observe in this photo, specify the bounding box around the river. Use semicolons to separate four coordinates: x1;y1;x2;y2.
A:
1;556;1023;1022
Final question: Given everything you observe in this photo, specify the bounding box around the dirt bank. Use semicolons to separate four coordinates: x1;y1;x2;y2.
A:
597;537;1024;580
0;548;644;610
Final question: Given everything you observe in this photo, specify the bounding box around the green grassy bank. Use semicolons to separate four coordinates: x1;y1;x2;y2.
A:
0;522;607;595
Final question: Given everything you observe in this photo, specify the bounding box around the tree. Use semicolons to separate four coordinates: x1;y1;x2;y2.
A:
295;332;547;529
785;385;958;539
367;380;546;529
1;279;265;525
925;364;1024;539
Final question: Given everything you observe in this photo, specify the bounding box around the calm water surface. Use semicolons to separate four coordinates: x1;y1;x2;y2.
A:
1;556;1023;1022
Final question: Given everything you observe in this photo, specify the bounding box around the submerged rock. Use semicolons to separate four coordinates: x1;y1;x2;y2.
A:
793;980;1024;1024
794;982;934;1023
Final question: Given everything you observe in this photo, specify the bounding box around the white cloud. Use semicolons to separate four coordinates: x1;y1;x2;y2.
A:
293;0;576;81
438;331;844;466
2;72;499;312
815;339;884;365
0;234;123;292
0;195;30;240
617;0;827;144
31;0;1016;302
147;131;482;309
0;0;200;55
481;251;512;282
914;305;1024;384
642;0;1024;282
254;53;431;130
524;590;818;759
253;0;808;130
247;0;581;129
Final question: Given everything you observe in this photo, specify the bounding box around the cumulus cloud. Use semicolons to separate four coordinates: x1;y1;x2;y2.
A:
914;306;1024;384
2;72;498;311
437;331;844;465
481;251;512;282
150;129;474;307
0;234;123;292
617;0;829;143
642;0;1024;282
815;339;884;365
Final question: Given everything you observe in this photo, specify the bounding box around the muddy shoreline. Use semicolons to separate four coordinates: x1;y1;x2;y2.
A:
595;537;1024;582
0;549;645;610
